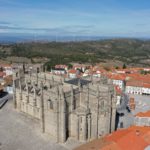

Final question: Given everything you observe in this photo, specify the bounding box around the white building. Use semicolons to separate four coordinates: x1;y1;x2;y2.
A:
51;68;66;75
93;70;101;78
68;69;77;78
126;81;150;95
113;79;125;90
109;74;126;90
115;86;122;106
134;110;150;127
3;65;13;76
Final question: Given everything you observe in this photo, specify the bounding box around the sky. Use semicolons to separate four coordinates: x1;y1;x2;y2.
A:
0;0;150;37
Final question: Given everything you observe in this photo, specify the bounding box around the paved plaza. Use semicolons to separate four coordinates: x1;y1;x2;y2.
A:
0;99;80;150
129;94;150;115
116;94;150;129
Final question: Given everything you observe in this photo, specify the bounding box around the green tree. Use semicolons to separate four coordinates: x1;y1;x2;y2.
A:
68;64;73;69
123;64;127;69
115;66;119;69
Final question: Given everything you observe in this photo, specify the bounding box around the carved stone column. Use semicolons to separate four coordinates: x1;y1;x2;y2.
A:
87;115;91;141
40;82;45;133
13;79;17;109
59;88;67;143
82;115;87;141
18;76;22;111
70;85;74;111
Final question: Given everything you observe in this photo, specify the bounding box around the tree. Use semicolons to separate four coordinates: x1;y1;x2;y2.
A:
104;66;110;71
68;64;73;69
115;66;119;69
123;64;127;69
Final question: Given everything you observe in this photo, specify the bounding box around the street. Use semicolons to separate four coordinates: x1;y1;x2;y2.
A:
0;92;13;108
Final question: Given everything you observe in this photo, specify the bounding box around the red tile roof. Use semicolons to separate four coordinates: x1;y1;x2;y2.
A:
0;64;12;68
105;126;150;150
68;69;77;74
126;74;150;84
0;72;6;78
75;126;150;150
55;64;68;69
126;81;150;88
136;110;150;117
108;73;126;81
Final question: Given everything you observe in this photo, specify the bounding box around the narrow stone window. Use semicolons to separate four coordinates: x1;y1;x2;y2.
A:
101;101;104;108
48;99;53;110
44;86;48;90
80;117;82;123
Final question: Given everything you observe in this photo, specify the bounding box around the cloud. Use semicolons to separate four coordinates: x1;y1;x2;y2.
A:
0;24;95;35
0;21;11;25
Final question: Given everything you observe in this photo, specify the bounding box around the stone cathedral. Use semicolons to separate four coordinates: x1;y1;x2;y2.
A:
13;68;117;143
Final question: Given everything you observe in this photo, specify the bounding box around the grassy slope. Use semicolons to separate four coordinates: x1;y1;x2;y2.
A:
0;38;150;66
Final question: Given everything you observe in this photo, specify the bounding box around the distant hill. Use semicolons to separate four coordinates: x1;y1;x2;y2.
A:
0;34;114;43
0;38;150;68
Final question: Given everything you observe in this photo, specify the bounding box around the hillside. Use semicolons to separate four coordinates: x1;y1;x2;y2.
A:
0;38;150;68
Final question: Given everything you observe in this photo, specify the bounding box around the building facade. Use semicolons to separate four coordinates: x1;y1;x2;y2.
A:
13;69;117;143
134;110;150;127
126;82;150;95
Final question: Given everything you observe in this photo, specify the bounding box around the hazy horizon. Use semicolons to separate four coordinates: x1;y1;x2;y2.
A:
1;33;150;44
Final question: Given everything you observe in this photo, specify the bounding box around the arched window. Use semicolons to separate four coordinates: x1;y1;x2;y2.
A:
48;99;53;110
37;67;40;73
101;101;104;108
44;85;48;90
